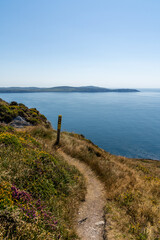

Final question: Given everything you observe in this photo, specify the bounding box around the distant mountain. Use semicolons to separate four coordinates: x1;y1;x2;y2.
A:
0;86;140;93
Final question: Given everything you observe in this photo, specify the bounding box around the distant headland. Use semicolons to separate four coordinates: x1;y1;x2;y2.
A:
0;86;140;93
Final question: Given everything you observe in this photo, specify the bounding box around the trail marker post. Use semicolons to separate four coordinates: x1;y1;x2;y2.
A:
55;115;62;145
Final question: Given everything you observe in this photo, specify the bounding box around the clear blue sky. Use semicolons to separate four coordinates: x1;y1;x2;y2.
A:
0;0;160;88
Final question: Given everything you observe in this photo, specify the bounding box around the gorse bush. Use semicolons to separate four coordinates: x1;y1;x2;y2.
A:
0;132;22;148
0;182;13;209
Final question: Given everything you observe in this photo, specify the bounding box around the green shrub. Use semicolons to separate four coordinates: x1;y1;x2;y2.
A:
10;101;18;106
0;99;50;127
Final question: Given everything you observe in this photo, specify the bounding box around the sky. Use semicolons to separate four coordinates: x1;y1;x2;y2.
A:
0;0;160;88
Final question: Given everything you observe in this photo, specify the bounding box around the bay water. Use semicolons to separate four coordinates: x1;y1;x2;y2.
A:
1;89;160;160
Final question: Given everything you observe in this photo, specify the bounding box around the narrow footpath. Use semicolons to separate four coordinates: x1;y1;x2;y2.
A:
59;151;107;240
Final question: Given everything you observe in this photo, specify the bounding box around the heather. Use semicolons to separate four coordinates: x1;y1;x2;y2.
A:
0;125;85;239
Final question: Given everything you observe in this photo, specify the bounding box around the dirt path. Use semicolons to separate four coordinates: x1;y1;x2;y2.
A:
59;151;107;240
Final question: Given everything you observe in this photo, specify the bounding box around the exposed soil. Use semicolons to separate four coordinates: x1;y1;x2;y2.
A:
59;151;107;240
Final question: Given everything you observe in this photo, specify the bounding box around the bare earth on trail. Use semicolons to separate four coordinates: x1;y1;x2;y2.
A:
59;151;107;240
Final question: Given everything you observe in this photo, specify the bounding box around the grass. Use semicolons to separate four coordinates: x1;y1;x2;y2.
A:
0;125;86;239
59;131;160;240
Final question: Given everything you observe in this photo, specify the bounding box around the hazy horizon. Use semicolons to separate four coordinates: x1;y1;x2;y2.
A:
0;85;160;90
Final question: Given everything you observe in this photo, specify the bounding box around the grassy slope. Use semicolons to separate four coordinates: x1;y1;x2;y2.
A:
60;132;160;240
1;99;160;240
0;126;85;239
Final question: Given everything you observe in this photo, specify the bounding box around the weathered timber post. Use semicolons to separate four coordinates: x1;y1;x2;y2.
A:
55;115;62;145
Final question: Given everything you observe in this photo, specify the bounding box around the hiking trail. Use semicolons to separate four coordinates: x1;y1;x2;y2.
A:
58;151;107;240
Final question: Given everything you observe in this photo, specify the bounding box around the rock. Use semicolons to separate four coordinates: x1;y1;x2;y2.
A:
95;221;105;226
10;116;31;128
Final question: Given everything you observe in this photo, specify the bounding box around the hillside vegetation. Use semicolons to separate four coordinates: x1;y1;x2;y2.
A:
60;132;160;240
0;99;50;126
0;100;86;239
0;99;160;240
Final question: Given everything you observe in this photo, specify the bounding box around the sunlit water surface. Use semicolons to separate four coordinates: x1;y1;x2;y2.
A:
1;89;160;160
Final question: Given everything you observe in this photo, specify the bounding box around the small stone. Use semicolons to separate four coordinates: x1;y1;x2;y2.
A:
95;221;105;226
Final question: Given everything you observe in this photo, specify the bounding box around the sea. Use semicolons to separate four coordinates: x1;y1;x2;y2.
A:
1;89;160;160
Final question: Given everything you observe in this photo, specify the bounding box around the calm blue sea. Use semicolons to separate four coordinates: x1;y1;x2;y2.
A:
1;89;160;160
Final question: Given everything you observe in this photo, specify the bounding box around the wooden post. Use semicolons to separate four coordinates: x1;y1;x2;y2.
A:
55;115;62;145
